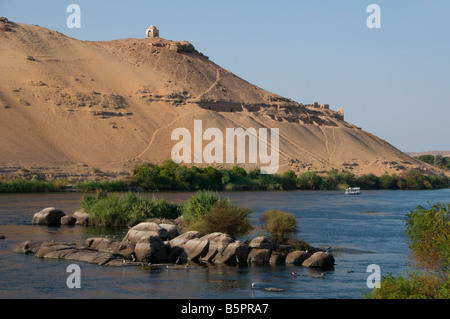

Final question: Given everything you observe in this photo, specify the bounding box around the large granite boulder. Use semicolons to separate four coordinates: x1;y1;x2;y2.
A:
183;237;210;261
285;250;311;264
247;248;271;264
199;232;235;262
248;236;277;252
159;223;179;240
169;230;202;248
214;240;248;264
269;251;285;264
302;252;335;269
60;215;76;225
134;236;167;263
123;222;169;242
73;209;89;226
32;207;65;226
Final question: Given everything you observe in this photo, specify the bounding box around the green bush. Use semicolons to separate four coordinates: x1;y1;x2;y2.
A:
261;209;298;243
181;190;221;225
365;202;450;299
297;171;322;190
190;201;253;237
405;202;450;274
81;192;181;227
366;270;450;299
182;190;252;237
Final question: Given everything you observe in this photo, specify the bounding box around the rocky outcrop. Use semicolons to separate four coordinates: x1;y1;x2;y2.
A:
168;41;195;53
84;237;122;253
32;207;65;226
13;241;123;266
15;220;335;270
13;240;42;254
0;17;11;32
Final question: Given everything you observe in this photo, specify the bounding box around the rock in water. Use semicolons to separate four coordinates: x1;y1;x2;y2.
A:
134;236;167;263
122;222;169;242
13;240;42;254
73;209;90;226
60;215;76;225
247;248;271;264
285;250;311;264
302;252;335;269
183;237;210;261
32;207;65;226
248;236;277;252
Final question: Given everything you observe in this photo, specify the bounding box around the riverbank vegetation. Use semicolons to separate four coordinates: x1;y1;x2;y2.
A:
129;160;449;191
415;154;450;171
366;202;450;299
1;159;449;193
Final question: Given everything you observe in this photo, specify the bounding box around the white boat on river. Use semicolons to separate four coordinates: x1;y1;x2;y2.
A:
345;187;361;195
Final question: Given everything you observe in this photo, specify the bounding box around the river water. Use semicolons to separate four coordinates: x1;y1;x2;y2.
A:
0;189;449;299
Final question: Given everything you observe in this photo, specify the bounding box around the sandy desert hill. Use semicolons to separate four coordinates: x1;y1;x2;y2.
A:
0;19;444;180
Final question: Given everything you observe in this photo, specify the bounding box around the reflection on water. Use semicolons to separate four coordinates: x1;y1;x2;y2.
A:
1;189;449;299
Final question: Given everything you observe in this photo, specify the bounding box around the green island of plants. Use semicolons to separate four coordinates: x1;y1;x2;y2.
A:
79;190;311;251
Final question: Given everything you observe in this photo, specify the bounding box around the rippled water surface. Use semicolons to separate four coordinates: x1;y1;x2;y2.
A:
1;189;449;299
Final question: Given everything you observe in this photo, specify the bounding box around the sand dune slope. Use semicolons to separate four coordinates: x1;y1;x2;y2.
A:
0;19;442;180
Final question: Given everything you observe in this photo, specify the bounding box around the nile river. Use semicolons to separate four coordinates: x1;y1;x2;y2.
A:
1;189;449;299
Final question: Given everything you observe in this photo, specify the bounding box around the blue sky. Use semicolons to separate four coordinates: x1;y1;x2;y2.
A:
1;0;449;153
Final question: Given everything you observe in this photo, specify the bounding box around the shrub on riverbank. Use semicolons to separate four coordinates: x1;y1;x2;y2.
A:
367;270;450;299
81;191;181;227
365;202;450;299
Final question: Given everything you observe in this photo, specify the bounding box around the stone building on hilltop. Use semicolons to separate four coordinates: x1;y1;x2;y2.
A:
146;25;159;38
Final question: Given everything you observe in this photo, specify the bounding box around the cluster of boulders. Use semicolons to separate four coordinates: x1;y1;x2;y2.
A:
18;207;335;269
32;207;89;226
